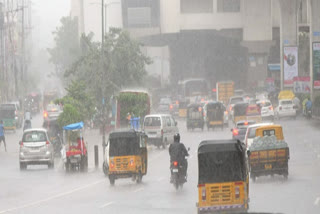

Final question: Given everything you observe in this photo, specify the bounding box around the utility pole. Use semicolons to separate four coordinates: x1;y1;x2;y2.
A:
21;0;25;82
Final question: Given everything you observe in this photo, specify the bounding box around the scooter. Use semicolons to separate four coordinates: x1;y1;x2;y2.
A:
306;108;312;120
170;160;187;190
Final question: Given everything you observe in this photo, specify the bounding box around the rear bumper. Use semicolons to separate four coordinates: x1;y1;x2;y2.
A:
197;204;247;213
278;111;296;117
20;153;52;163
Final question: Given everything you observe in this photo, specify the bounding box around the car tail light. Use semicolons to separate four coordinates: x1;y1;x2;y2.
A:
244;121;248;125
20;142;24;147
229;106;233;111
43;111;48;118
233;128;239;136
170;105;173;109
46;141;50;145
269;106;273;111
225;111;228;115
173;161;178;167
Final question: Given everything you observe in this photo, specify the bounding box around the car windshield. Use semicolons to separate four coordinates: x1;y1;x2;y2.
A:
23;131;47;142
144;117;161;127
281;100;293;105
230;97;244;104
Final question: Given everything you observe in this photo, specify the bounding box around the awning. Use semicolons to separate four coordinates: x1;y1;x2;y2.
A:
268;64;280;71
63;122;84;130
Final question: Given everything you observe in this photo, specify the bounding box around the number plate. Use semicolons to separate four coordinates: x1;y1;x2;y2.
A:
30;149;40;153
70;159;78;163
172;169;178;172
265;164;272;169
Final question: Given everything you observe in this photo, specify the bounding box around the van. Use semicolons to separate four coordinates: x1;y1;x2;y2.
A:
143;114;179;149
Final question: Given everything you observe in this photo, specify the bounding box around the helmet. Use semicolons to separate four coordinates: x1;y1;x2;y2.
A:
174;133;180;143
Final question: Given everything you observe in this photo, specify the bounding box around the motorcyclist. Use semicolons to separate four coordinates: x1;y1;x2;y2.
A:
169;133;189;182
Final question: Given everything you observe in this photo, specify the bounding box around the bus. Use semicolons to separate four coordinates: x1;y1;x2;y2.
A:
177;79;209;117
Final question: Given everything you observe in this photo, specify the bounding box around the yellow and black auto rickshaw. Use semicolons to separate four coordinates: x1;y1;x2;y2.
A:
107;130;148;185
186;103;205;131
178;101;188;118
233;102;248;124
205;101;225;131
197;139;249;213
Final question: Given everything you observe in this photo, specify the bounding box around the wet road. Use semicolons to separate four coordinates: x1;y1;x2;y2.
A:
0;115;320;214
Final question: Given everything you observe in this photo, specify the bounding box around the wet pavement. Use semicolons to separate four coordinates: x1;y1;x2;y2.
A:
0;115;320;213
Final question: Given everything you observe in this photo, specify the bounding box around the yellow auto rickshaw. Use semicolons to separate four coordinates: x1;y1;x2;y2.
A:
178;101;188;118
197;139;249;213
107;130;148;185
248;124;289;181
205;101;225;131
233;102;248;124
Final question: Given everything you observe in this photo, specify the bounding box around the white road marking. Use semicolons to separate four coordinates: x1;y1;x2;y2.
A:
314;197;320;206
133;188;144;193
0;179;105;214
99;201;116;208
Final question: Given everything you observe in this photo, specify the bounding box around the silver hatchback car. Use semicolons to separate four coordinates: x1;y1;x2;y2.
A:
19;128;54;170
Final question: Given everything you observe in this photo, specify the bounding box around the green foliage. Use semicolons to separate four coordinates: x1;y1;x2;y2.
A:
57;104;83;129
56;80;95;123
118;92;149;122
65;28;150;105
48;16;80;80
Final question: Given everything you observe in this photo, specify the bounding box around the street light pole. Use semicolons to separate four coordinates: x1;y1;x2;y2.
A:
101;0;106;161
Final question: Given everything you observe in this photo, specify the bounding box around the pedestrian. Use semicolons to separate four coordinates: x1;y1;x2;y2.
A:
0;120;7;152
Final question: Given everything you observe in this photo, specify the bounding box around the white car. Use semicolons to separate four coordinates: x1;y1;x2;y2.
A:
143;114;178;148
275;99;296;119
244;123;274;149
257;100;274;121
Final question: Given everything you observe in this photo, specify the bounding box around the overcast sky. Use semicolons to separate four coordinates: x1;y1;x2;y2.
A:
31;0;70;49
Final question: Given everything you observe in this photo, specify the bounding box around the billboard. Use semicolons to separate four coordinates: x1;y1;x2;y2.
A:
283;46;298;87
313;42;320;89
293;76;310;94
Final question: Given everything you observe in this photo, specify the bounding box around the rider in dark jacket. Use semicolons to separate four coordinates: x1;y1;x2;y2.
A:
169;133;189;181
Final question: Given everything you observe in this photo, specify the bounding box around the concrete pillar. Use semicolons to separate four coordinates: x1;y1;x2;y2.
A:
309;0;320;100
278;0;300;90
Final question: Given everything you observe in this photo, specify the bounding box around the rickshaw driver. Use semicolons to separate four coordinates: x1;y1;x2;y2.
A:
169;133;189;182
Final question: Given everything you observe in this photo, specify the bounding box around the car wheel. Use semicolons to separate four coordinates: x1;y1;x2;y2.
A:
20;162;27;170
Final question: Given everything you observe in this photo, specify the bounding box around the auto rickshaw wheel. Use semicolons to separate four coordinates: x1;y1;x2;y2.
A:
65;160;71;172
109;176;115;185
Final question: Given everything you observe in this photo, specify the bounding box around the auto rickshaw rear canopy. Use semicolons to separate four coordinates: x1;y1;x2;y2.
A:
198;139;244;154
63;122;84;130
109;129;146;139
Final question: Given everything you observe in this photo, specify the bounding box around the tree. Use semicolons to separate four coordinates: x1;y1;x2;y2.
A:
48;16;80;80
55;80;95;123
57;104;83;129
65;28;151;105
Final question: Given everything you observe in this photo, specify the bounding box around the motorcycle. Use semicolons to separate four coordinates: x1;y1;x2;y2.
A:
306;108;312;120
170;157;188;190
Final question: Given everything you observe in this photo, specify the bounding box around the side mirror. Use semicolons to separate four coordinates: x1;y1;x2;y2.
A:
175;121;178;126
187;147;190;151
230;128;233;132
247;150;251;157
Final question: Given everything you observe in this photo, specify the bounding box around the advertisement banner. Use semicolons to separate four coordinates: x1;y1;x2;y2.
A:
293;76;310;94
313;42;320;89
284;46;298;87
265;78;275;92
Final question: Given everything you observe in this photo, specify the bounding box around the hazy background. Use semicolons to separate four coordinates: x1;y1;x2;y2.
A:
29;0;70;92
